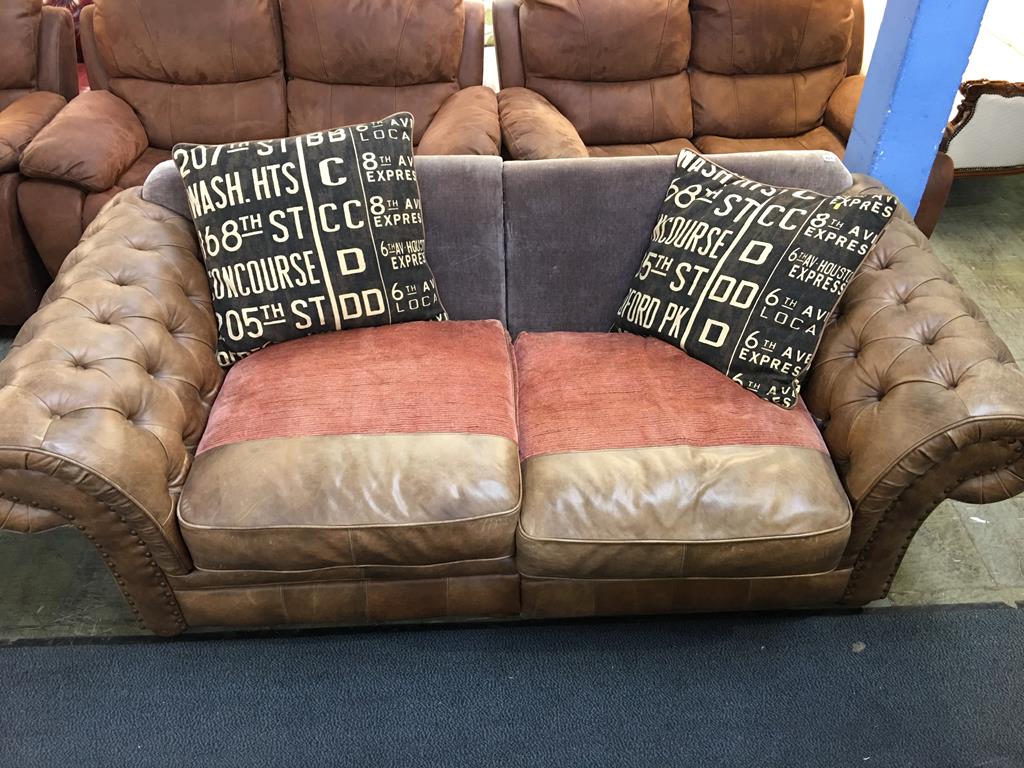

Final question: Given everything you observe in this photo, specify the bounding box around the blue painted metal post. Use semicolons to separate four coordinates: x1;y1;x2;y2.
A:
844;0;988;214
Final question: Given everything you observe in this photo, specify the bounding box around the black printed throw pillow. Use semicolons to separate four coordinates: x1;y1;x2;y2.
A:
613;149;896;408
173;112;446;367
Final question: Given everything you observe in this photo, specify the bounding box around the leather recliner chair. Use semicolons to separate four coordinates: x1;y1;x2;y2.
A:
494;0;953;235
17;0;500;276
0;0;78;326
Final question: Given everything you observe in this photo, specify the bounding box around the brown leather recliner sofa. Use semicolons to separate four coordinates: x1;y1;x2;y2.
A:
493;0;953;235
2;152;1022;636
0;0;78;326
16;0;500;278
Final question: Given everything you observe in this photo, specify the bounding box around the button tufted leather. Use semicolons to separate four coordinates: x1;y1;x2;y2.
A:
0;189;223;582
806;174;1024;602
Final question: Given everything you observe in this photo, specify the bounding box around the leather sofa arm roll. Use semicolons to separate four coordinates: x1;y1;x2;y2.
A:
19;90;148;192
0;91;67;174
824;75;865;143
0;189;223;635
805;175;1024;604
498;87;589;160
417;86;502;156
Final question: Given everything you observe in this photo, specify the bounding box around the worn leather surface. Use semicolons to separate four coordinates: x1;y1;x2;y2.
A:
825;75;865;142
168;556;518;589
807;176;1024;601
0;173;48;325
181;434;521;571
515;332;850;579
521;570;851;617
0;91;65;173
498;87;587;159
694;126;846;157
20;90;147;191
177;574;520;628
180;319;520;573
16;179;85;276
0;189;222;575
417;86;501;155
0;0;41;92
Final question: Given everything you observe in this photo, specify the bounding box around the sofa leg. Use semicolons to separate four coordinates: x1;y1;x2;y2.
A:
913;152;955;237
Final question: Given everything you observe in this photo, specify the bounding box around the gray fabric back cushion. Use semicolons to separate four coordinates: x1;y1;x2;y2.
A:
504;151;854;335
143;155;507;324
145;149;853;335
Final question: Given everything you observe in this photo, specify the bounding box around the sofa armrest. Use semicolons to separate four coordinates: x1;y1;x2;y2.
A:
805;175;1024;604
19;90;148;192
498;87;588;160
417;86;501;156
824;75;865;142
0;91;66;173
0;189;223;635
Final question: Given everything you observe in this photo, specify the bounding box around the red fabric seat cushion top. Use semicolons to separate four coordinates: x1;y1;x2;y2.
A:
198;320;517;454
515;331;827;460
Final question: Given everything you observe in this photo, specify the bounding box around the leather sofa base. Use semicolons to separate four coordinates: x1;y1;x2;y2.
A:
176;574;522;628
521;570;852;618
173;570;853;630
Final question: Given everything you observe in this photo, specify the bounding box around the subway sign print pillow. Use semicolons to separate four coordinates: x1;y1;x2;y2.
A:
173;113;446;367
614;150;896;408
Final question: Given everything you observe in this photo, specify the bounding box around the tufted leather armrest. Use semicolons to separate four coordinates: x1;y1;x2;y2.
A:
824;75;864;142
805;174;1024;603
417;86;502;156
0;189;222;634
19;90;148;192
497;87;589;160
0;91;67;174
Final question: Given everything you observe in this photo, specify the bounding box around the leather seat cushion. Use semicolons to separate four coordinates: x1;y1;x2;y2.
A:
514;332;851;579
694;126;846;157
179;320;521;573
587;138;697;158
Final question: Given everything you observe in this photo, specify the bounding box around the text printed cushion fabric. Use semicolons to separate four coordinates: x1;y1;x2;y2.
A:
614;149;895;407
173;112;447;366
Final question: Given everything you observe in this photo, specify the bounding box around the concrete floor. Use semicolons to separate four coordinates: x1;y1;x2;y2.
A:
1;173;1022;640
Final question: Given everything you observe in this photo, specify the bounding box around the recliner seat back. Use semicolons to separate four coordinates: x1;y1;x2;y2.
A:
0;0;77;109
517;0;693;146
82;0;287;149
498;0;864;145
280;0;480;143
688;0;855;139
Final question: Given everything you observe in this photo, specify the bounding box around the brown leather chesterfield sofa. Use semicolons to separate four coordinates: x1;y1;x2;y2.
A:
0;0;78;326
493;0;953;235
16;0;500;277
2;152;1022;636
